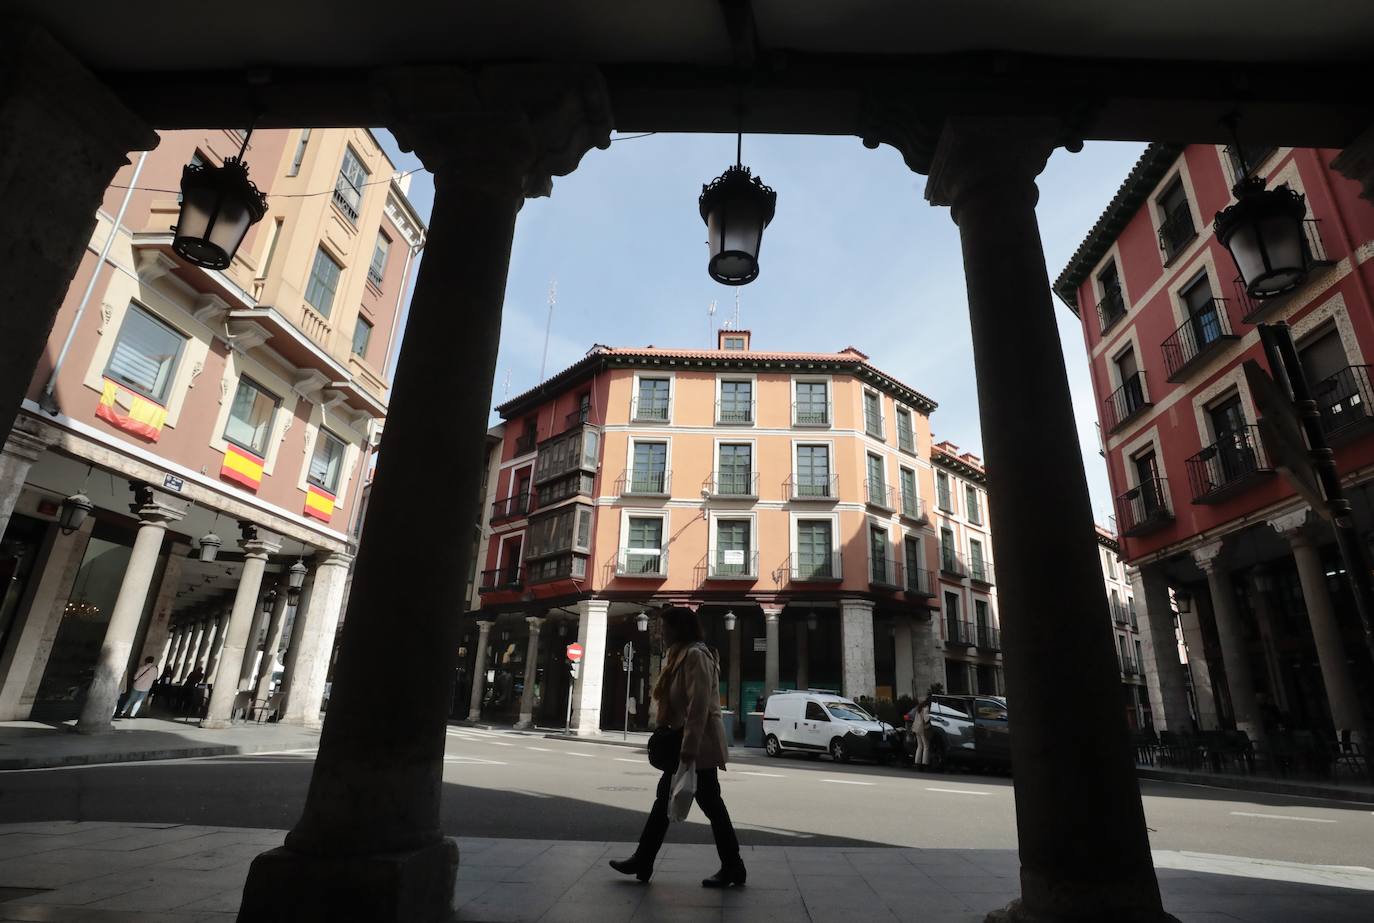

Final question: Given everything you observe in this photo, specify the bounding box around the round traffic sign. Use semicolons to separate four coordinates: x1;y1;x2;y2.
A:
566;642;584;663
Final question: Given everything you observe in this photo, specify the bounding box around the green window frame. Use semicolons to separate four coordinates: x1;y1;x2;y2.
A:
305;248;342;318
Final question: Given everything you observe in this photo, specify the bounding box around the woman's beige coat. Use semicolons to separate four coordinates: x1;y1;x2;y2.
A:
655;642;729;770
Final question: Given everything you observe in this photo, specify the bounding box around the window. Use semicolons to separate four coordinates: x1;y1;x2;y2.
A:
869;525;891;584
630;441;668;493
718;379;753;423
223;376;278;456
176;153;206;203
624;515;664;574
575;392;591;425
308;430;346;494
104;305;186;403
1181;271;1223;353
575;507;593;551
944;591;962;641
866;452;887;506
333;147;368;221
796;520;834;579
528;506;587;559
805;702;829;721
936;471;953;512
1112;347;1146;424
1225;143;1276;183
864;391;883;438
794;381;829;425
634;377;670;421
1097;261;1126;331
716;443;753;495
900;467;919;518
965;485;982;525
896;408;915;452
795;444;832;497
305;248;342;318
288;129;311;176
351;317;373;359
368;233;390;286
969;538;988;582
941;526;958;572
975;599;989;630
1156;177;1195;261
534;427;597;484
1298;327;1347;391
714;519;752;576
903;537;923;591
1104;550;1116;579
723;336;745;351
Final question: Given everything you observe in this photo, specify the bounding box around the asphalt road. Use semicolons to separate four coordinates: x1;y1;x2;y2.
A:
1;726;1371;868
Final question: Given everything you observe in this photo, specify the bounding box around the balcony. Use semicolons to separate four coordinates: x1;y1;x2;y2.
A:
975;625;1001;652
478;566;522;593
565;408;589;430
490;492;531;523
945;619;975;648
776;553;841;583
1157;202;1196;263
525;554;587;583
1162;298;1239;382
899;492;926;523
792;401;832;427
868;553;902;590
618;471;671;497
968;559;994;586
367;264;384;287
1103;372;1152;433
715;400;755;425
865;479;895;511
1097;286;1127;334
331;185;360;224
514;431;537;454
905;566;935;597
705;471;758;498
1120;654;1140;678
940;551;968;579
786;473;839;501
616;549;668;578
1234;221;1334;322
706;549;759;580
1315;365;1374;443
1186;426;1272;504
630;396;670;423
1116;476;1174;537
1111;600;1132;627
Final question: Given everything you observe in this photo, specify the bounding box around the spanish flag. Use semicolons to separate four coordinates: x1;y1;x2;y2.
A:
304;484;335;522
220;444;265;490
95;379;167;442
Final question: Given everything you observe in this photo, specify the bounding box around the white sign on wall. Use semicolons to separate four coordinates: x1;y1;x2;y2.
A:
723;549;746;566
752;638;767;652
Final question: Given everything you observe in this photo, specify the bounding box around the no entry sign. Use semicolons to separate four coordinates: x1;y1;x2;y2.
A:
566;642;584;663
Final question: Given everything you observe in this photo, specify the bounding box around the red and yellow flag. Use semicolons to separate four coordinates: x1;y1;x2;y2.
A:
304;484;335;522
220;444;265;490
95;380;168;442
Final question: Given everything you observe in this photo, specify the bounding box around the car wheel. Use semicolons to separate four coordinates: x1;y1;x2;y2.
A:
829;738;850;763
927;737;947;773
765;735;781;757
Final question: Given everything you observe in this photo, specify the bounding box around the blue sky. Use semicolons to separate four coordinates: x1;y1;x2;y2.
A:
376;131;1145;528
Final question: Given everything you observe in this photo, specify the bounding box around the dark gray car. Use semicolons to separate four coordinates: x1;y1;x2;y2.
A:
905;694;1011;772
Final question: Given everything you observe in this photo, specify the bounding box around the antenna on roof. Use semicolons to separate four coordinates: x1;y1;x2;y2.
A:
733;288;741;329
539;279;556;382
502;368;511;399
707;299;717;346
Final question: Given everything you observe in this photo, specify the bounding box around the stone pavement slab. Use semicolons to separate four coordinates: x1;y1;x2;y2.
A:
1;823;1372;922
0;719;320;770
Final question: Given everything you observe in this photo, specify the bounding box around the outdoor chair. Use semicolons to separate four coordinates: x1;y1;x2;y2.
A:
1332;729;1368;779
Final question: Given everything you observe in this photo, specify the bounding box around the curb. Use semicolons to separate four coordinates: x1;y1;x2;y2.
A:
0;744;241;771
1137;767;1374;805
542;733;648;751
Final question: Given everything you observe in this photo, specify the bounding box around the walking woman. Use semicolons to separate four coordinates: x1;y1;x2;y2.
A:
609;607;745;887
912;693;932;771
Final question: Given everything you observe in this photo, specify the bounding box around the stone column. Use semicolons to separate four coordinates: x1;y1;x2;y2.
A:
839;599;876;700
763;607;781;699
239;594;273;688
921;116;1169;921
135;543;187;675
1272;510;1368;749
467;620;494;722
893;615;915;700
1129;566;1193;731
1246;567;1291;714
277;552;352;727
0;418;50;538
202;535;279;728
571;600;609;734
1193;541;1264;745
167;625;192;682
178;620;204;680
76;496;183;733
193;618;217;674
253;580;294;706
913;615;945;698
1175;595;1218;729
795;620;809;691
515;617;544;729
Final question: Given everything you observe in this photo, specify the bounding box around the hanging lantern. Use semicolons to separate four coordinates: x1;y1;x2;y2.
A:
807;612;818;631
288;558;307;590
172;131;267;270
286;585;302;606
261;587;278;616
699;134;777;286
198;531;222;563
635;610;649;632
1215;175;1309;299
723;609;737;632
58;493;93;535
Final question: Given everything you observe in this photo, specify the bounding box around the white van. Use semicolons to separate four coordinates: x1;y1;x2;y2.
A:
762;691;898;762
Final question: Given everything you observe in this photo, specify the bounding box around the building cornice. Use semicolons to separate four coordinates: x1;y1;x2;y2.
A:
930;446;986;484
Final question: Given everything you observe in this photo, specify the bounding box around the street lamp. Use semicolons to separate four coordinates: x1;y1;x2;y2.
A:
58;493;93;535
198;531;221;563
172;129;268;270
635;610;649;632
699;133;777;286
286;585;302;607
288;558;307;590
1213;122;1309;299
723;609;737;632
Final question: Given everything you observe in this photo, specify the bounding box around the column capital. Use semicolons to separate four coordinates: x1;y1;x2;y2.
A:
525;616;545;632
923;116;1061;218
1269;507;1318;544
475;620;495;635
840;598;876;615
240;537;282;559
762;607;783;622
132;501;185;527
316;551;354;570
376;63;612;199
2;415;52;463
1191;539;1226;574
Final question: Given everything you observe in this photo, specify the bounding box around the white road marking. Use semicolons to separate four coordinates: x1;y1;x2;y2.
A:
614;758;641;763
821;779;875;786
443;756;507;765
564;752;595;758
525;747;553;752
738;771;785;778
1230;811;1336;824
926;787;992;796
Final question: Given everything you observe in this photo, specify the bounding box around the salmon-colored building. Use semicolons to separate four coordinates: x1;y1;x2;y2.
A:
461;330;1003;735
0;126;424;728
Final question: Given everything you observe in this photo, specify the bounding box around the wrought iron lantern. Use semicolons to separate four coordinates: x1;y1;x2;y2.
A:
1215;174;1309;299
723;609;737;632
261;586;278;616
172;130;267;270
699;134;776;285
635;611;649;632
807;612;818;631
288;558;307;590
198;531;221;563
286;585;302;606
58;493;93;535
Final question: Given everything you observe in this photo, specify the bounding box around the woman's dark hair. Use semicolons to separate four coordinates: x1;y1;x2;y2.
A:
659;606;704;647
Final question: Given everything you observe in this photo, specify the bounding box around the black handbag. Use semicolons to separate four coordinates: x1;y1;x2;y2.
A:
647;726;683;772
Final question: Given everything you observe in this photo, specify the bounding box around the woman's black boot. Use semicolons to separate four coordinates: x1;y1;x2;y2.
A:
701;861;747;888
609;856;653;883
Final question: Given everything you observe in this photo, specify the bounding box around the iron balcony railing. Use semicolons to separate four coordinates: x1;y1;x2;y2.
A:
940;549;968;578
792;400;832;427
969;559;994;585
1120;654;1140;677
630;395;670;422
478;566;522;593
777;553;840;582
1315;365;1374;440
905;566;935;596
490;492;531;523
616;548;668;578
945;619;975;647
900;491;925;522
707;549;759;580
705;470;759;498
975;625;1001;652
1116;476;1174;537
868;553;902;589
1186;425;1271;504
565;409;589;429
514;431;537;454
1157;202;1195;262
1097;286;1127;333
715;400;755;425
1162;298;1237;381
367;264;384;287
1104;371;1151;433
865;479;895;510
617;471;671;496
786;473;839;500
1233;220;1332;321
1111;600;1132;627
331;185;360;223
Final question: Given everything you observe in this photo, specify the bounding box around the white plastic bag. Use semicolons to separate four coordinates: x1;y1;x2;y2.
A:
668;762;696;822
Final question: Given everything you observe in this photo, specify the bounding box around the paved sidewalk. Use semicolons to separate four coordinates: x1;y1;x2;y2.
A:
1137;765;1374;805
1;822;1372;922
0;719;320;770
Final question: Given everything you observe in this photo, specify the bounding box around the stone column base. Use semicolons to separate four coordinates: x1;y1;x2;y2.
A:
238;838;458;923
515;713;533;729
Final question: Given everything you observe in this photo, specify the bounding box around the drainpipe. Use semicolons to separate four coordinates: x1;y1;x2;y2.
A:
40;150;150;415
382;229;426;390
